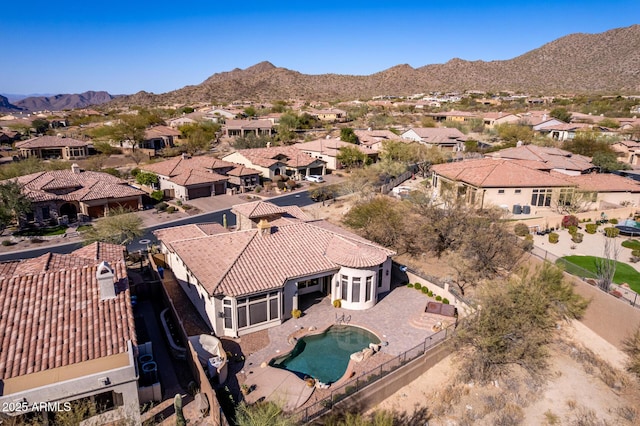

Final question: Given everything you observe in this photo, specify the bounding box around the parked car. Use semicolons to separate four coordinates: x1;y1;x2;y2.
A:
305;175;324;183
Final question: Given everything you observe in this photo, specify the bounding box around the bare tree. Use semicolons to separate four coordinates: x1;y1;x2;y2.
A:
596;234;620;292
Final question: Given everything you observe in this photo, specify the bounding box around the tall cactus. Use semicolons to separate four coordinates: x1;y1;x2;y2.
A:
223;213;227;229
174;393;186;426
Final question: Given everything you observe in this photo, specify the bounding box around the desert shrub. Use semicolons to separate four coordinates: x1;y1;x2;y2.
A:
150;190;164;202
130;167;140;177
166;206;176;214
562;215;579;228
585;223;598;234
604;227;620;238
182;204;192;210
513;223;530;237
155;202;168;211
548;232;559;244
610;218;619;224
421;287;429;294
571;232;583;244
333;299;341;308
254;185;262;193
176;200;182;206
2;240;13;246
428;290;433;297
442;298;450;304
435;295;442;302
291;309;302;319
568;225;578;236
407;283;414;288
30;238;44;244
632;249;640;258
414;283;422;290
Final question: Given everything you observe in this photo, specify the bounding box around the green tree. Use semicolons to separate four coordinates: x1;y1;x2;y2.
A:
31;118;50;134
135;171;159;186
591;151;629;172
455;263;588;383
337;145;369;168
233;134;274;149
243;106;257;118
563;130;615;157
179;121;220;154
235;401;295;426
495;123;534;144
340;127;358;144
0;181;32;233
82;207;144;245
550;107;572;123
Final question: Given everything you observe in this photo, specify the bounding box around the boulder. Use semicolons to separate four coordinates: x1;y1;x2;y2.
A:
350;351;364;362
362;348;374;361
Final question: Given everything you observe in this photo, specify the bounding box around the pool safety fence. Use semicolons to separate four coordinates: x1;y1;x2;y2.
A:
293;314;476;424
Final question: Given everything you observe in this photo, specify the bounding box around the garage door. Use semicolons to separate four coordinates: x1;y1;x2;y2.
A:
188;186;212;199
309;167;324;175
87;205;105;218
214;182;226;195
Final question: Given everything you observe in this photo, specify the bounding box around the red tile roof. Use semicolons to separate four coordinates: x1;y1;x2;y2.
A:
232;146;320;168
9;169;144;203
432;158;574;188
15;136;89;149
157;203;394;297
488;145;594;172
560;172;640;193
0;243;135;380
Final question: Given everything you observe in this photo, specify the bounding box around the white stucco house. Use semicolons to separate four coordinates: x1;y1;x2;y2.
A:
154;201;395;337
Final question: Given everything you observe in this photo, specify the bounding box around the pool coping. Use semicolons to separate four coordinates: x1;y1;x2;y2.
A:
264;321;385;390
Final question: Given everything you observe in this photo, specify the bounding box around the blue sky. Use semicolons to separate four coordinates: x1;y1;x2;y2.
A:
2;0;639;96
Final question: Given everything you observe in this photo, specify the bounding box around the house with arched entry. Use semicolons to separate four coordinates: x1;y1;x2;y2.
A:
9;164;144;225
154;201;395;337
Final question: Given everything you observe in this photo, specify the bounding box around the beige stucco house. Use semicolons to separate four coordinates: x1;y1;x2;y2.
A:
155;201;394;338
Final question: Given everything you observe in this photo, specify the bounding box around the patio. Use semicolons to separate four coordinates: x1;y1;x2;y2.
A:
234;282;445;410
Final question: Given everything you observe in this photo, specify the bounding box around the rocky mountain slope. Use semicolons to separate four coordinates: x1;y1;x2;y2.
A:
109;25;640;107
13;91;116;112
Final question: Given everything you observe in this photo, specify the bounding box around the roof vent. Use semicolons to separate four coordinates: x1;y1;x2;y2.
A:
96;261;116;300
71;163;81;174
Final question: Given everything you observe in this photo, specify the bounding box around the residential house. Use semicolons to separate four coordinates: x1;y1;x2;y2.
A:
203;109;239;123
537;123;615;142
481;112;520;129
167;116;197;128
310;108;347;122
224;119;274;138
353;129;404;151
10;164;144;223
559;172;640;209
430;158;576;212
612;140;640;166
486;144;595;175
0;243;140;425
154;201;394;337
141;125;181;151
223;146;326;180
140;154;261;198
293;138;377;170
0;129;20;143
15;135;89;160
426;110;479;123
401;127;467;152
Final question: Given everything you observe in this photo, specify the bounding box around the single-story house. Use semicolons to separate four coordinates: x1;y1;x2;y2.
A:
426;111;479;123
223;146;326;180
141;126;181;151
0;243;140;425
559;172;640;209
155;201;395;337
353;129;404;151
612;140;640;166
430;158;576;211
140;154;262;199
293;138;377;170
481;112;520;128
10;164;144;223
15;135;90;160
310;108;347;122
224;119;274;138
401;127;467;152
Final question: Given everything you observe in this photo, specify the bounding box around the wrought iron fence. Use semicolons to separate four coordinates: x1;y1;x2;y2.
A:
291;315;474;424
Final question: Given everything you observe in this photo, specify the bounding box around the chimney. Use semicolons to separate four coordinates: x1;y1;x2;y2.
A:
256;218;272;236
96;261;116;300
71;163;81;174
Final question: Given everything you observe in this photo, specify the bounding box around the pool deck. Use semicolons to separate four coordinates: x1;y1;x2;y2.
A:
239;284;448;410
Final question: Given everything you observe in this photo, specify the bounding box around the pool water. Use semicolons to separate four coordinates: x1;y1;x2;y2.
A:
270;325;380;384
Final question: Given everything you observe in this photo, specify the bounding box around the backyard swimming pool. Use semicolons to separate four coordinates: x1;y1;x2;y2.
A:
269;325;380;384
